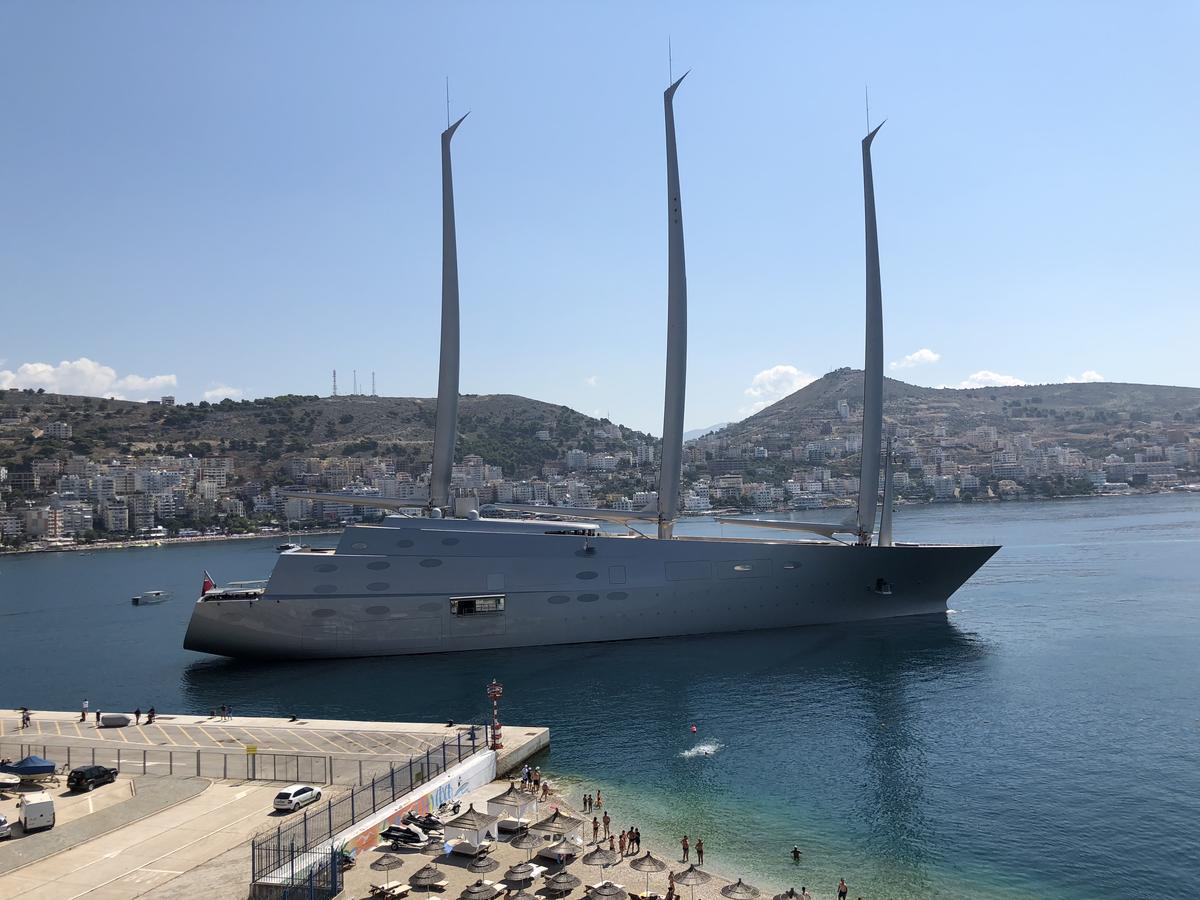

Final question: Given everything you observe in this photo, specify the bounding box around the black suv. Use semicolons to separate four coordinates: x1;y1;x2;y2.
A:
68;765;118;792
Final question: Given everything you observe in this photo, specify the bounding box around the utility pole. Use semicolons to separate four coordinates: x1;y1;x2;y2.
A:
371;371;376;396
331;370;337;397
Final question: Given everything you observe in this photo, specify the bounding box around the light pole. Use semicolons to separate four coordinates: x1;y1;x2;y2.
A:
487;679;504;751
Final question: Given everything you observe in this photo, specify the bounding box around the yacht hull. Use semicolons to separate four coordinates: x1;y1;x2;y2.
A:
184;521;998;660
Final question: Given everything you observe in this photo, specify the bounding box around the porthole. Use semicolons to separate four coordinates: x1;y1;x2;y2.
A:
351;541;368;551
314;563;338;573
367;561;391;571
547;595;570;605
311;609;336;618
578;593;599;602
313;584;338;593
367;582;390;592
441;537;460;546
365;606;390;615
607;592;628;601
419;558;443;568
575;571;598;580
396;539;415;549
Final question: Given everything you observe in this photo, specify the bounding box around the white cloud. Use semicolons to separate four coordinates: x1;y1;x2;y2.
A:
0;357;176;400
584;375;599;387
203;384;244;402
959;370;1027;389
890;348;941;370
740;364;817;416
1064;370;1104;384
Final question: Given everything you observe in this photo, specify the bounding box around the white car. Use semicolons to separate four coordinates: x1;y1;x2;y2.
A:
273;784;322;812
0;814;11;840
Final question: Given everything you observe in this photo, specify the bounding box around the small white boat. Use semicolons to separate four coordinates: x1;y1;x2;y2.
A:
132;590;171;606
277;542;302;553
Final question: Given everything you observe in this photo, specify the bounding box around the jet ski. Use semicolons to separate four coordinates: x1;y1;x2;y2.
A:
403;811;445;833
380;823;430;850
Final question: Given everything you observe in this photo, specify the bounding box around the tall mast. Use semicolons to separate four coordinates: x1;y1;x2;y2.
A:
855;122;885;545
430;112;469;513
879;435;894;547
657;72;689;540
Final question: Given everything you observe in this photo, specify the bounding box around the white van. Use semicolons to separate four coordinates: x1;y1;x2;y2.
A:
18;791;55;833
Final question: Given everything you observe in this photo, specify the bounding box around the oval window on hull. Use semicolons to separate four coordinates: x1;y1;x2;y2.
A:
419;559;443;568
367;561;391;571
366;582;390;592
578;593;599;602
547;595;570;605
351;542;368;551
365;606;390;616
314;564;338;573
396;539;415;549
576;571;598;580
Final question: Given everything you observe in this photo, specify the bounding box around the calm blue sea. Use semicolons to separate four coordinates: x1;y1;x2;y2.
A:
1;494;1198;898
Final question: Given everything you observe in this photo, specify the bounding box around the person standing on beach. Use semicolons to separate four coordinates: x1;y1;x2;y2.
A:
592;817;600;843
696;838;704;865
634;828;641;852
602;811;611;838
836;878;848;900
81;699;89;722
681;835;689;862
595;790;603;808
608;834;616;852
583;792;590;812
619;830;627;856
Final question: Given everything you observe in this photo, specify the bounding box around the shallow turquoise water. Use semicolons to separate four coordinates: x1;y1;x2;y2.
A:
1;493;1198;898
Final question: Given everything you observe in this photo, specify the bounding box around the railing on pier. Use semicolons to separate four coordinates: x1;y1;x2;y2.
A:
250;728;482;888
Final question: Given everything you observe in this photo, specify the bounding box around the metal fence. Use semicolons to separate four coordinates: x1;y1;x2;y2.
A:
248;846;341;900
1;741;328;784
251;729;483;886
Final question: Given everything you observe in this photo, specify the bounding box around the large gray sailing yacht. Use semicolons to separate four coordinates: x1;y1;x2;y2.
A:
183;80;998;660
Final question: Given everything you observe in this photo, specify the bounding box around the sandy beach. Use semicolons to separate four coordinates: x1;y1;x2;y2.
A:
341;775;855;900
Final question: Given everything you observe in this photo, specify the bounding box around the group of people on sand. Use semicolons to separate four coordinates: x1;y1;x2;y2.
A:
519;764;552;800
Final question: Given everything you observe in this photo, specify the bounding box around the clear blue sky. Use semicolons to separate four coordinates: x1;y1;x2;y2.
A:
2;2;1197;433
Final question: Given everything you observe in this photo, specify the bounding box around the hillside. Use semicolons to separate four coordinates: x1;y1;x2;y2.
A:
710;368;1200;453
0;390;653;480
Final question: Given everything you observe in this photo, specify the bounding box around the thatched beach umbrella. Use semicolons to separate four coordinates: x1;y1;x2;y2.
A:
772;890;801;900
409;862;444;900
582;846;620;883
672;865;712;900
508;891;536;900
545;837;583;864
370;852;406;875
461;879;500;900
545;870;583;896
630;851;669;895
505;861;538;883
510;827;542;861
720;879;760;900
469;854;501;874
587;882;625;899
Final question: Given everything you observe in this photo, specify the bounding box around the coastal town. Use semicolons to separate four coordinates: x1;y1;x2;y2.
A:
2;374;1196;550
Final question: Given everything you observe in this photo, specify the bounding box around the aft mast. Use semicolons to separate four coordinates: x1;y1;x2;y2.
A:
855;121;886;545
879;435;895;547
430;111;469;514
657;72;690;541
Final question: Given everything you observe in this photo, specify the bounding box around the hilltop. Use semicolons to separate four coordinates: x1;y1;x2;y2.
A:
712;368;1200;453
0;390;653;480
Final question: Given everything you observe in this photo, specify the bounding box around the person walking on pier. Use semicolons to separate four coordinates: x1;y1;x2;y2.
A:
696;838;704;866
681;834;690;862
134;708;141;725
81;699;88;722
602;811;611;838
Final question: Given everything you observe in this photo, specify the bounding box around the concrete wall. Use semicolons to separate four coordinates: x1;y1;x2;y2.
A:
333;750;497;859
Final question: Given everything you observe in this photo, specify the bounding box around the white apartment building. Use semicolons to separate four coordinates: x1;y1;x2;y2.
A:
45;422;73;439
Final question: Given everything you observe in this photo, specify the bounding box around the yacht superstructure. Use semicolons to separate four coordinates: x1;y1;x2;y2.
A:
184;79;998;660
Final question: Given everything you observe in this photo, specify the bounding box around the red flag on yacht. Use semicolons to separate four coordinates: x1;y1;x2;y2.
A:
201;571;215;594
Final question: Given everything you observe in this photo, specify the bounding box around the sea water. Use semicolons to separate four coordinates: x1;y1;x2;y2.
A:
1;493;1197;898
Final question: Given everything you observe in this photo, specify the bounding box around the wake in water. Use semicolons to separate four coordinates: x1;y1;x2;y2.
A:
680;741;723;758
